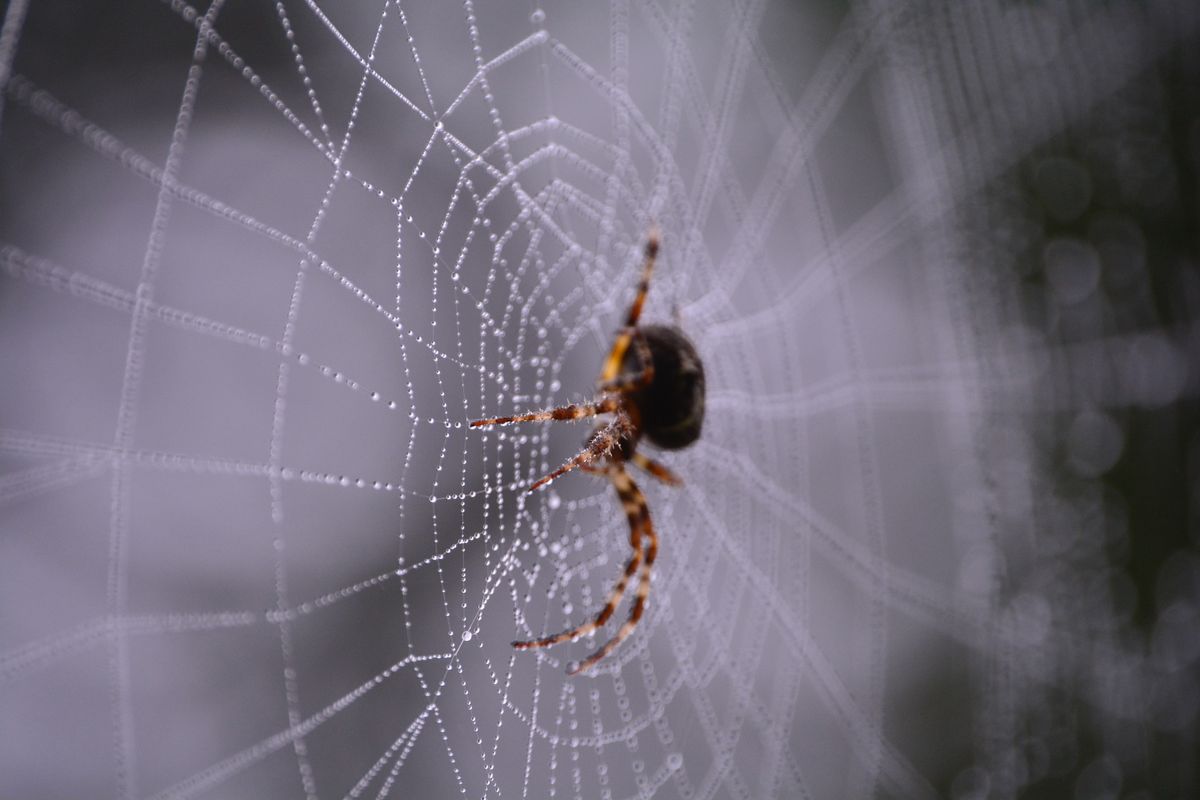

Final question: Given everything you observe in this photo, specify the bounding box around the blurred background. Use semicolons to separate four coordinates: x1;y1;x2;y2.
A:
1;0;1198;797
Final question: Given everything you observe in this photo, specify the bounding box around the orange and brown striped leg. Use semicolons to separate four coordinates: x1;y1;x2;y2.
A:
569;468;658;675
527;413;633;492
598;330;654;394
631;452;682;486
470;395;619;428
624;228;659;329
513;466;645;652
599;229;659;384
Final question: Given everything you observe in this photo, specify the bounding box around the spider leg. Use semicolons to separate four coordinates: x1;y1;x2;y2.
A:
625;227;659;329
597;330;654;394
631;452;682;486
527;413;632;492
600;229;659;383
513;465;644;651
470;396;619;428
569;468;658;675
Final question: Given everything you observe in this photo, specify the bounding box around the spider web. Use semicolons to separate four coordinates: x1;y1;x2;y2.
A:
2;1;1198;798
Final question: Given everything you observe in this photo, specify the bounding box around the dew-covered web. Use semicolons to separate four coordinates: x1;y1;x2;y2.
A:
2;1;1199;798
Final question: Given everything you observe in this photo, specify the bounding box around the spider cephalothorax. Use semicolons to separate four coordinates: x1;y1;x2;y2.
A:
470;229;705;674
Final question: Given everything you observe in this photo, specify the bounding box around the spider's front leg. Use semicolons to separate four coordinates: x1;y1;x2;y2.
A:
512;473;645;654
568;467;658;675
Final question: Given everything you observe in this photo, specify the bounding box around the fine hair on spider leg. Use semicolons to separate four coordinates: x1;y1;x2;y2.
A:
526;413;634;492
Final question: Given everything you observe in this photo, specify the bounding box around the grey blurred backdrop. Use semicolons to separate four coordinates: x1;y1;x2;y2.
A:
1;1;1199;798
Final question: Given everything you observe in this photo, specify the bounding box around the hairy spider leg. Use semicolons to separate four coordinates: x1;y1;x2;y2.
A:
469;395;620;428
600;229;659;384
597;330;654;394
631;452;682;486
527;413;634;492
569;468;658;675
512;465;645;654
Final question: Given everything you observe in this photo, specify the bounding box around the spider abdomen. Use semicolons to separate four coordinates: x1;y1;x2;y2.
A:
626;324;706;450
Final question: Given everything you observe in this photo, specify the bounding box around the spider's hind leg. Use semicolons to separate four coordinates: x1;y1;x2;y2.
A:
625;227;659;328
600;229;659;384
632;452;682;486
598;330;654;395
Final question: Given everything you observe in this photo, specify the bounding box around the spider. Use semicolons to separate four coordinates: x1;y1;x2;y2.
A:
470;229;705;674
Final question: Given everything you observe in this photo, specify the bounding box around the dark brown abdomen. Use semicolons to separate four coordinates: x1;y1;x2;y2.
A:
624;325;705;450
